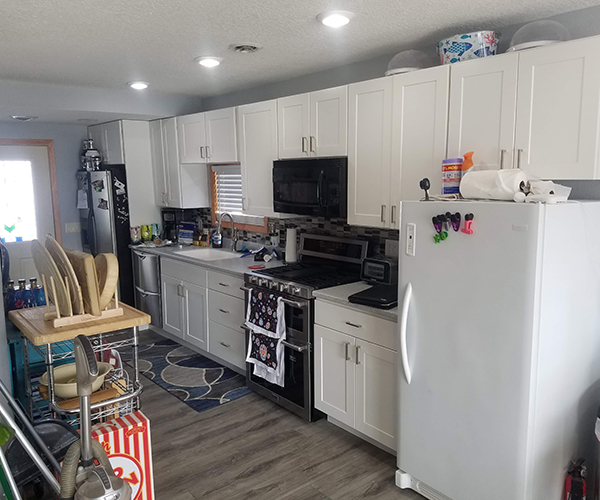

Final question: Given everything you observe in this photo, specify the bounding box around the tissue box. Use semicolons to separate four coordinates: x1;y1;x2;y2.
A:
92;411;155;500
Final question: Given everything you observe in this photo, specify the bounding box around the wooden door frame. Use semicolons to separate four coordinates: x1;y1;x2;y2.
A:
0;139;62;244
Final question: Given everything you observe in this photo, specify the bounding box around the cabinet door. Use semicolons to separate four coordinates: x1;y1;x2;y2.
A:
348;77;393;228
205;107;238;163
310;86;348;157
448;54;518;171
355;340;397;450
162;118;182;207
149;120;167;206
162;275;184;339
183;282;208;351
515;38;600;179
314;325;355;427
392;66;450;223
88;125;106;160
103;121;125;164
238;100;278;216
277;93;310;159
177;113;207;163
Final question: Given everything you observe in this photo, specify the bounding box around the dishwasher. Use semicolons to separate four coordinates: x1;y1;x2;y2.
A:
132;249;162;327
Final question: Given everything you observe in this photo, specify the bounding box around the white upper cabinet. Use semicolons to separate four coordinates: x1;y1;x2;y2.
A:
205;107;238;163
392;66;450;222
238;100;279;216
348;77;393;228
310;86;348;157
278;93;310;158
515;37;600;179
177;113;207;163
88;121;125;165
149;120;167;207
448;54;518;171
162;118;183;207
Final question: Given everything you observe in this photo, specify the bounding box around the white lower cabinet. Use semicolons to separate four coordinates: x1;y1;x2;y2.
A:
314;310;397;451
183;282;208;351
161;275;185;339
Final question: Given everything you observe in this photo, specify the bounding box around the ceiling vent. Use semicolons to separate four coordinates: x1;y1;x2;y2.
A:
229;43;262;54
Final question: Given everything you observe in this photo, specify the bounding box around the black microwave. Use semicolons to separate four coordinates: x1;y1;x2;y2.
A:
273;157;347;218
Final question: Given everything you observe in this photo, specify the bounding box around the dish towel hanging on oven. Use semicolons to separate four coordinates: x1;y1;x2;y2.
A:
245;289;286;387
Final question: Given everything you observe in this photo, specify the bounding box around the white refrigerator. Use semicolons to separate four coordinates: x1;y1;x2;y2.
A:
396;200;600;500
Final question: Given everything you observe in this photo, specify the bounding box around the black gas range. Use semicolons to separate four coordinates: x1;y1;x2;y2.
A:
242;234;369;420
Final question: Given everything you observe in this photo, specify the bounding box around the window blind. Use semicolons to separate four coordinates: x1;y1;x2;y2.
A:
212;165;264;226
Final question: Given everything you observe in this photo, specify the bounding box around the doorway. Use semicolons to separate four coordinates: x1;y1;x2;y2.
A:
0;140;61;282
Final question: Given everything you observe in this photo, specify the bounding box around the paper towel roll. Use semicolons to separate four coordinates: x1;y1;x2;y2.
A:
460;170;528;201
285;228;298;263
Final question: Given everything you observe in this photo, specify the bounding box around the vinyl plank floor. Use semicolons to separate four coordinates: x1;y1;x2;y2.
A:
138;344;425;500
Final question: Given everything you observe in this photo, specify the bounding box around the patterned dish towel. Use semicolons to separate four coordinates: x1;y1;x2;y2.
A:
245;289;286;387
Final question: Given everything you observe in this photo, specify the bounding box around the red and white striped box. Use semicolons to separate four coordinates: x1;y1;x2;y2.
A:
91;411;155;500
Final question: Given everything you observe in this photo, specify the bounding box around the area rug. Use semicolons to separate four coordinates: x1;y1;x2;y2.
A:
121;338;251;413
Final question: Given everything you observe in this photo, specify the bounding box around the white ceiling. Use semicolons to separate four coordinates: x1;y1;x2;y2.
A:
2;0;599;98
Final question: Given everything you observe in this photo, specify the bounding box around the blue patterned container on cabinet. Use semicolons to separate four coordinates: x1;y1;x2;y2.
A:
438;31;500;65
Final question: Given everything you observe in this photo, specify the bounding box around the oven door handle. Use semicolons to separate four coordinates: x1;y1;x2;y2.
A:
281;339;310;353
241;286;307;310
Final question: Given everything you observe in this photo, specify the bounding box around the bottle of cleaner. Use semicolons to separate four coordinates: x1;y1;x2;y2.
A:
462;151;475;174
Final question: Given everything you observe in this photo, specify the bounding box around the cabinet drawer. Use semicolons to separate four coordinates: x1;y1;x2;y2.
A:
208;290;245;330
207;271;244;299
161;258;207;287
315;300;396;351
209;321;245;370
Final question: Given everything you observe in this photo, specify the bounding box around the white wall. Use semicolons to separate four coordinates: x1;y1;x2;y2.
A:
0;121;88;250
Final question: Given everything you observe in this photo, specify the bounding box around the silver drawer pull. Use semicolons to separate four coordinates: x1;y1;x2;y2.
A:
345;321;362;329
355;345;361;365
220;341;231;348
219;308;230;314
344;342;350;361
281;340;309;353
218;282;229;287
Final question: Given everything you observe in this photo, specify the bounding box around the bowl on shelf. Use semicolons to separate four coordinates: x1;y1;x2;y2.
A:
39;362;113;399
438;31;500;65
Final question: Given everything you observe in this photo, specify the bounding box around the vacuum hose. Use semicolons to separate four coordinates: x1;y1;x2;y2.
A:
59;439;112;500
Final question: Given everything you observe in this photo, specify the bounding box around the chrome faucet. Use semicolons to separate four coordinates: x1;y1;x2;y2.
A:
217;212;239;251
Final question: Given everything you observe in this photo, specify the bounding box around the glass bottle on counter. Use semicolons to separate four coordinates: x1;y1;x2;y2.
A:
4;280;14;312
14;279;26;310
27;278;38;307
33;278;46;307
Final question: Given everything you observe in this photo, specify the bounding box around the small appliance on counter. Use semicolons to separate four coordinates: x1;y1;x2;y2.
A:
348;256;398;309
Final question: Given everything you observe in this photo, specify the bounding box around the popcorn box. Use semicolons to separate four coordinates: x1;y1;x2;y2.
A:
92;411;155;500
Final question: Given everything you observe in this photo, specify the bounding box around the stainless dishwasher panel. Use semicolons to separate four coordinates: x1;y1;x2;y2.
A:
132;250;160;293
135;287;162;327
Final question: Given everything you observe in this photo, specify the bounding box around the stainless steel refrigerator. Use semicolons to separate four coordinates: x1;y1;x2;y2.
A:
77;166;134;305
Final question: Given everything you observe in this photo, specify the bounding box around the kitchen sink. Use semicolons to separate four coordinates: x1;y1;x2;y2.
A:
173;248;240;261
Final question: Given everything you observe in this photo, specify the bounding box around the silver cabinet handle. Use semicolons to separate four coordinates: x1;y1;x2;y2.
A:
344;342;350;361
391;205;396;225
310;136;316;153
301;137;308;153
200;146;205;159
218;282;229;287
517;149;523;169
177;284;184;297
219;308;230;314
500;149;506;170
206;145;211;158
345;321;362;329
381;205;386;223
355;345;361;365
220;341;231;348
281;340;309;352
241;197;246;210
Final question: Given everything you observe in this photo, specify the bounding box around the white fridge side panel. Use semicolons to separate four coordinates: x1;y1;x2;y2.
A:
397;201;542;500
531;202;600;499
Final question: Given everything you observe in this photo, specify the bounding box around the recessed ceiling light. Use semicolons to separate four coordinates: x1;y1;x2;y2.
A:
128;81;149;90
10;115;38;121
196;56;223;68
317;11;354;28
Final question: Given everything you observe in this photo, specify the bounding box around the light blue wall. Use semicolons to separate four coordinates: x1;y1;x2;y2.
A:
201;5;600;111
0;121;88;250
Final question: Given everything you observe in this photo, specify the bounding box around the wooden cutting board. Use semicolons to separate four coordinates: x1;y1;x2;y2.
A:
45;236;85;315
95;253;119;310
31;240;73;316
63;248;101;316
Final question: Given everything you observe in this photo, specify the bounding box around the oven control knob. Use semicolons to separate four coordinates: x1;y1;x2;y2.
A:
269;281;278;290
249;276;257;284
258;279;267;287
292;287;302;295
280;283;289;292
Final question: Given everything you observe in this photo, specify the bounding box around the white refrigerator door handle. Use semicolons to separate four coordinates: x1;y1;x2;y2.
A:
400;283;413;385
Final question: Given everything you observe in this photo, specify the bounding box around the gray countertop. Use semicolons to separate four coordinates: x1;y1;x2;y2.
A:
130;245;285;277
313;282;398;322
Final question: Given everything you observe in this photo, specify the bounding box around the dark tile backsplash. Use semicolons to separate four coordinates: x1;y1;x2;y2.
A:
182;208;399;257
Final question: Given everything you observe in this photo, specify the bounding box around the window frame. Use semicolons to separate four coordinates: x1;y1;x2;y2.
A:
210;168;268;234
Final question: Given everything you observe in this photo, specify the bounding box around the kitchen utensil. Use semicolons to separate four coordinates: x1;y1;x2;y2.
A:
129;226;141;244
438;31;500;64
507;20;569;52
45;236;85;315
31;240;73;316
95;253;119;310
385;49;435;76
63;248;101;316
38;362;112;400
